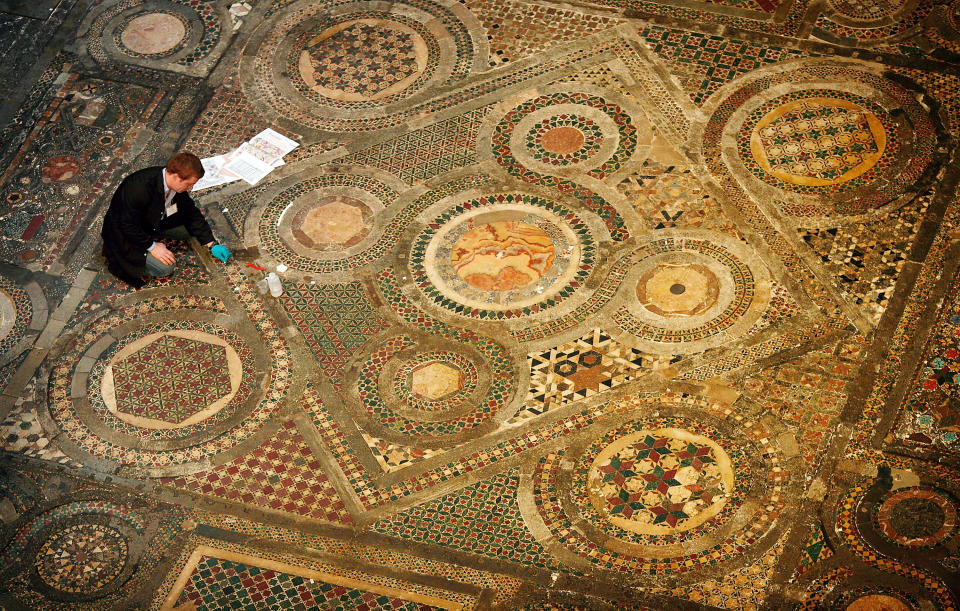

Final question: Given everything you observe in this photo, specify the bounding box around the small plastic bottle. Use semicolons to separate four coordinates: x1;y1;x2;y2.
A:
266;272;283;297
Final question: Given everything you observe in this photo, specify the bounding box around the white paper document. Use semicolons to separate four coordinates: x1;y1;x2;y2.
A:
249;128;299;161
192;155;241;191
223;148;275;186
191;128;301;189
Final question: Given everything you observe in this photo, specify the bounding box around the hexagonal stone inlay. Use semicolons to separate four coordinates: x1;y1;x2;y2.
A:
300;199;367;246
409;361;463;401
102;331;242;429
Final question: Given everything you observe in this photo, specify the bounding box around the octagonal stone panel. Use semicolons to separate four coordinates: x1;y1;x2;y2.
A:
409;361;463;401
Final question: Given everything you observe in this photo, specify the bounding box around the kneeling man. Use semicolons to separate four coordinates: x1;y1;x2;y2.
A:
101;152;230;288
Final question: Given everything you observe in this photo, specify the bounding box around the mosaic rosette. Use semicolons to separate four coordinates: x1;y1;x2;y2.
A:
829;587;921;611
826;0;906;22
255;173;399;276
84;0;224;72
34;523;129;595
872;486;958;549
710;64;939;218
520;402;792;579
814;0;933;43
240;0;483;133
611;230;771;354
10;504;147;603
406;192;597;321
41;290;290;473
343;331;518;446
491;90;640;182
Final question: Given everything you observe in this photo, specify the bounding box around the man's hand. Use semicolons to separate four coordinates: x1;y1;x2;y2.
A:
150;242;176;266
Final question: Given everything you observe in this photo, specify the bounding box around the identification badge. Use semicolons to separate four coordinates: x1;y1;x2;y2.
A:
165;202;178;216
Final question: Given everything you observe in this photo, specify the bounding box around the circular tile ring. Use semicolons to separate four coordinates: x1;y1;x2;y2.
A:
873;486;958;548
612;230;771;355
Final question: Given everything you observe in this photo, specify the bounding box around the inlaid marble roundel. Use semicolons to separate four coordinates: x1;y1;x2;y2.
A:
0;289;16;343
451;221;556;291
409;193;596;320
35;523;129;594
120;12;187;56
748;97;886;189
586;427;735;535
241;0;481;133
710;65;940;219
294;18;429;103
613;231;771;354
520;402;792;578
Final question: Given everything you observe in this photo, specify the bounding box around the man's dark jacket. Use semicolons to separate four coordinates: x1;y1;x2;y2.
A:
101;166;214;287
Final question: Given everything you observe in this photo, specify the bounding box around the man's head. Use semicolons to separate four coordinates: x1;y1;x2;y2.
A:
165;152;205;192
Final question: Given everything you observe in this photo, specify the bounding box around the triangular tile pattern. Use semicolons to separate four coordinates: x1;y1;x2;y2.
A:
370;469;566;572
175;556;425;610
466;0;620;67
346;110;487;184
513;329;679;423
112;335;232;423
616;160;740;235
798;192;931;325
282;281;389;385
638;25;808;106
793;521;834;579
162;420;352;524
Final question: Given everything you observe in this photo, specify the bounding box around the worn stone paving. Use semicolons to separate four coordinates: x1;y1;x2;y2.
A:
0;0;959;608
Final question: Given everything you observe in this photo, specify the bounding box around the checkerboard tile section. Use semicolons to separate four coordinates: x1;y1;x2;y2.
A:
176;556;431;610
161;420;351;524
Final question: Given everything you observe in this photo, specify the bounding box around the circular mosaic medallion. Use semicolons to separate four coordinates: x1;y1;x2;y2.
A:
408;193;596;320
492;90;640;182
846;595;911;611
35;523;128;594
827;0;905;22
291;17;432;104
87;0;215;71
612;231;771;354
288;195;374;250
43;295;288;472
345;332;517;446
873;486;957;548
119;12;187;57
708;64;940;218
241;0;482;133
386;350;482;419
258;174;398;275
741;94;892;194
830;586;921;611
0;290;17;344
585;426;737;535
519;397;792;579
0;274;34;359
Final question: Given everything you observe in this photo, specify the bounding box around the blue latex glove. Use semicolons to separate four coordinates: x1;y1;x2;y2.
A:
211;244;231;263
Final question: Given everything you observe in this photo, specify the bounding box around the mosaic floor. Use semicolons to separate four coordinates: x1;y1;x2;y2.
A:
1;0;960;607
